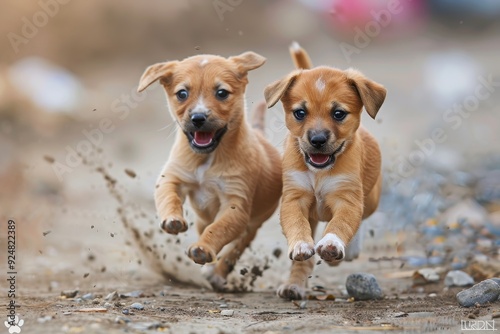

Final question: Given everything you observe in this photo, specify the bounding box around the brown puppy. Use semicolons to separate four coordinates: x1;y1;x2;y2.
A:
264;43;386;300
138;52;282;290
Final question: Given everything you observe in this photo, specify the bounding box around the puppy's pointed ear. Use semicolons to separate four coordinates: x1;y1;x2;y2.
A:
346;69;386;119
137;61;177;93
230;52;266;73
264;72;299;108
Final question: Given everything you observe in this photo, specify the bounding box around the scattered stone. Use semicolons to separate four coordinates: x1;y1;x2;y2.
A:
345;273;383;300
413;268;440;285
81;293;94;300
120;290;143;298
103;302;113;309
221;310;234;316
61;290;78;298
62;312;72;316
124;169;137;178
114;316;130;324
428;293;437;298
130;302;144;310
219;304;228;308
445;270;474;287
92;298;101;305
105;291;118;301
456;279;500;307
43;155;55;164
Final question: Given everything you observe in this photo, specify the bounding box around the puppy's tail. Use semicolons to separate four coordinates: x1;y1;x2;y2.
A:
251;101;266;134
290;41;313;70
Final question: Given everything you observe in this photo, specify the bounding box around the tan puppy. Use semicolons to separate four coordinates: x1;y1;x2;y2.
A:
138;52;282;290
264;43;386;300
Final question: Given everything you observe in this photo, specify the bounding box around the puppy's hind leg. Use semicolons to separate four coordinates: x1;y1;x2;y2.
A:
277;257;315;300
202;219;261;291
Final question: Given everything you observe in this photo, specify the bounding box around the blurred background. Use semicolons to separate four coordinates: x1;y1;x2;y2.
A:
1;0;499;294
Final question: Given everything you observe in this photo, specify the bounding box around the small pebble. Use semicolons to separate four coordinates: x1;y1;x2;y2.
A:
456;279;500;307
61;290;78;298
131;302;144;310
82;293;94;300
120;290;143;298
346;273;383;300
122;309;130;315
105;291;118;301
413;268;440;285
221;310;234;316
445;270;474;287
103;302;113;309
114;316;130;324
219;304;228;308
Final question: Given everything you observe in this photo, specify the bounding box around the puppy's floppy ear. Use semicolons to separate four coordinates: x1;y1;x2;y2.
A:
264;71;299;108
230;52;266;73
137;61;177;93
346;69;386;119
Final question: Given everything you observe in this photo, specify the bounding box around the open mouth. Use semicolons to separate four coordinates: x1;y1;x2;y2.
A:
186;126;227;153
305;142;345;169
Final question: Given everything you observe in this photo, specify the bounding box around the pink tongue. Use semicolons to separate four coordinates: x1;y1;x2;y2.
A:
193;131;214;146
309;154;329;165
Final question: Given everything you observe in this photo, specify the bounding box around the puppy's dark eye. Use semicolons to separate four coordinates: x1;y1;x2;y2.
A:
215;89;229;100
293;109;307;121
332;109;347;121
176;89;189;101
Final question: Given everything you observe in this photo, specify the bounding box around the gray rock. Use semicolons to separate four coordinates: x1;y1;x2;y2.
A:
105;291;118;301
81;293;94;300
60;290;78;298
456;279;500;307
221;309;234;316
130;302;144;310
120;290;143;298
445;270;474;287
346;273;383;300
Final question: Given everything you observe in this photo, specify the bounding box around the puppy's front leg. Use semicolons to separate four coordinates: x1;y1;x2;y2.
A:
155;174;187;235
281;190;315;261
316;189;363;263
188;196;251;265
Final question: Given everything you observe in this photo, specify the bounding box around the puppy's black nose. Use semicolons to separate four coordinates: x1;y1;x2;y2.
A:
309;133;328;148
191;113;206;128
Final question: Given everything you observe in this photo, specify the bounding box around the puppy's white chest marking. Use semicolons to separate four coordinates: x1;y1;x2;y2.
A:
192;156;224;209
286;171;355;220
315;77;325;92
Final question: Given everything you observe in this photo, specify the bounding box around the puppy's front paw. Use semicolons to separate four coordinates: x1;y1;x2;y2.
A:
315;233;345;262
160;217;188;235
289;241;315;261
277;284;306;300
188;244;216;265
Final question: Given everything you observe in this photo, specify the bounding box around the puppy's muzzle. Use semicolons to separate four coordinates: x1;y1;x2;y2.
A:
309;131;329;149
191;113;207;128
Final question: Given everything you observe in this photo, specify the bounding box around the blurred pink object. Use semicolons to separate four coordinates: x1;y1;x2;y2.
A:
299;0;426;35
324;0;426;35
